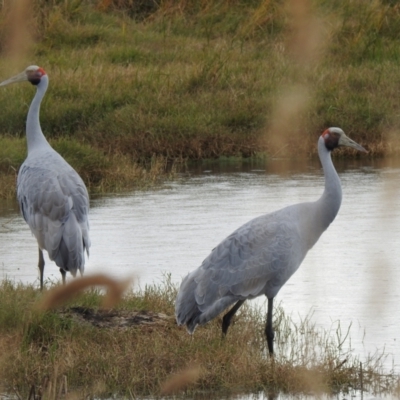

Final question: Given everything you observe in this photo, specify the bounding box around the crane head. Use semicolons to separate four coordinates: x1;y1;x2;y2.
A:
0;65;47;87
322;127;367;153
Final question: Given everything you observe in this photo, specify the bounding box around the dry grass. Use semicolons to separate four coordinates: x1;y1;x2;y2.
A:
0;277;398;399
0;0;399;197
0;134;179;199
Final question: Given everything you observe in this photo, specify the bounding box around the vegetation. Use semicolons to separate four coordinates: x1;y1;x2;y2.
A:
0;0;400;197
1;2;399;397
0;277;398;399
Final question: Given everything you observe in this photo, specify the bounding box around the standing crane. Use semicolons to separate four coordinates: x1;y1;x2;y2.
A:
175;127;366;355
0;66;90;290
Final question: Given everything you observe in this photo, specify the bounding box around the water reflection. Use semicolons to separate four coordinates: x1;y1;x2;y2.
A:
128;389;382;399
1;156;400;376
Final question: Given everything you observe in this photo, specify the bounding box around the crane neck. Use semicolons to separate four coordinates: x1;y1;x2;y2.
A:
26;74;51;154
317;135;342;226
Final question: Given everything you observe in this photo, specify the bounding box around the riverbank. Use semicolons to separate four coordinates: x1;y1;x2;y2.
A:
1;0;400;198
0;277;398;398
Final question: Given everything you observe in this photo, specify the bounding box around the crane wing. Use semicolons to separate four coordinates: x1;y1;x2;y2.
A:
196;209;302;305
17;151;90;274
176;205;305;329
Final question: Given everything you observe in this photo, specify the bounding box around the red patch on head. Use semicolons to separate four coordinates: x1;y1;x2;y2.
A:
37;67;47;77
321;129;330;138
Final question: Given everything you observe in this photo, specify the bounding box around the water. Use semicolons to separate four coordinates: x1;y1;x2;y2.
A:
1;157;400;380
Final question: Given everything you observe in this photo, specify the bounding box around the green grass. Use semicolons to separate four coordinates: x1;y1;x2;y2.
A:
1;0;400;198
0;277;398;398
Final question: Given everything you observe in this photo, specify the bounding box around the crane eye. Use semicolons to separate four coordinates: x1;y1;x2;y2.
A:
322;130;330;139
33;70;43;79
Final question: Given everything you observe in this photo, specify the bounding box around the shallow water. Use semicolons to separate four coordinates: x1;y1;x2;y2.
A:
1;157;400;379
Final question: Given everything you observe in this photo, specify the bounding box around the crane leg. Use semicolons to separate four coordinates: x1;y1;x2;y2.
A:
60;269;66;285
38;248;45;291
265;297;275;356
222;299;245;336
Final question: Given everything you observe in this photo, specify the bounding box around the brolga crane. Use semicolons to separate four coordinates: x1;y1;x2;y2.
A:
175;127;367;355
0;66;90;290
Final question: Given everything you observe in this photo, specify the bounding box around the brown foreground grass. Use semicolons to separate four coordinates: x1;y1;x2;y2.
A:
0;275;399;399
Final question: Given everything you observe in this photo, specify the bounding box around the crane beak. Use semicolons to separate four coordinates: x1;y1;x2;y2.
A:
338;134;367;153
0;71;28;87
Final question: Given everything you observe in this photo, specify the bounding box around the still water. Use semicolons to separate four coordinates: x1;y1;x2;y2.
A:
1;157;400;379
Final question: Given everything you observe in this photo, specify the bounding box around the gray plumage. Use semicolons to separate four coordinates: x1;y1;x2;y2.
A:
1;66;90;290
175;128;366;355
